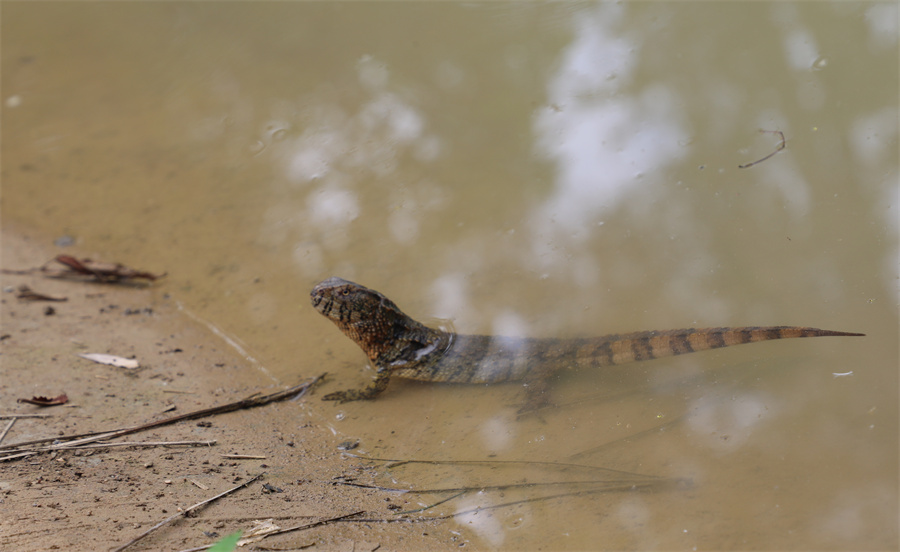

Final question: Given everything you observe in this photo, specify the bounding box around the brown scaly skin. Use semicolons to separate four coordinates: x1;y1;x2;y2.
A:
310;277;864;406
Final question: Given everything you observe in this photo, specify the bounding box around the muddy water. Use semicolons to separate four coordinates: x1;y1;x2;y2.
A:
3;3;897;549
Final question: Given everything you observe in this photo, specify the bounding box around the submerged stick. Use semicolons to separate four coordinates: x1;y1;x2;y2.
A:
333;477;672;496
567;414;687;461
344;452;665;480
419;478;686;520
739;129;786;168
326;478;685;524
334;476;681;515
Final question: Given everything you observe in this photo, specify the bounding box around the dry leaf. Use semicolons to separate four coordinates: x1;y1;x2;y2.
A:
18;394;69;406
45;255;165;283
78;353;140;369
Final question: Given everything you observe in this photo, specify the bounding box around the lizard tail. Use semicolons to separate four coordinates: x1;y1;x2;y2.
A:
584;326;864;366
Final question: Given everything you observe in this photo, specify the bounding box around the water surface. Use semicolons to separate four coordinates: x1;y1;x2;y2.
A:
3;3;897;549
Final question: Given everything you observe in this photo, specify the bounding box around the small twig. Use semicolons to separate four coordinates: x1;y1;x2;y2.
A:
48;430;126;449
189;479;209;490
0;451;38;462
739;129;786;168
57;440;216;450
0;413;52;419
112;473;264;552
0;432;186;457
221;454;266;460
0;418;17;446
0;375;325;454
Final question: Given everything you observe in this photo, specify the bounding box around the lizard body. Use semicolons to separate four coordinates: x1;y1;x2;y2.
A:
310;277;864;404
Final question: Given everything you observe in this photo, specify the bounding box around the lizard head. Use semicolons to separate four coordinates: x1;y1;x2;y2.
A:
310;277;412;360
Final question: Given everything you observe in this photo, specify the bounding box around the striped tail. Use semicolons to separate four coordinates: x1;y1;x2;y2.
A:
584;326;865;367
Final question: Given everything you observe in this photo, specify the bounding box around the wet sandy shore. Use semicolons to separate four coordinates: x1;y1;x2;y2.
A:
0;225;470;551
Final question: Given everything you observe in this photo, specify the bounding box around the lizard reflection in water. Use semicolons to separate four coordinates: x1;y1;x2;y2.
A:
310;277;863;409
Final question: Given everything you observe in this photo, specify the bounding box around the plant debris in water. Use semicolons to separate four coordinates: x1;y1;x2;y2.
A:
738;129;786;168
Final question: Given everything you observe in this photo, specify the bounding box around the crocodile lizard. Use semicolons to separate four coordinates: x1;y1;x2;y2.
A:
311;277;864;407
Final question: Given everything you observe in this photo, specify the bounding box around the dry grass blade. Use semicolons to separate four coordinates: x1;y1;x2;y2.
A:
344;452;665;480
330;478;687;524
333;477;674;496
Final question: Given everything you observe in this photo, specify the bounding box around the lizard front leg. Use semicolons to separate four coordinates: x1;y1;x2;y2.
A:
323;370;392;402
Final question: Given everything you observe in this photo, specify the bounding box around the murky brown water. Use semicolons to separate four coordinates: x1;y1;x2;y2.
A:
3;2;897;549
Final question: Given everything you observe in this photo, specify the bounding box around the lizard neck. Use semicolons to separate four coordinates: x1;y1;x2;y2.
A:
374;319;453;369
358;308;445;363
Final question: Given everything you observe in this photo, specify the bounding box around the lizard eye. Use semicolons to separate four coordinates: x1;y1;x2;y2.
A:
340;288;351;296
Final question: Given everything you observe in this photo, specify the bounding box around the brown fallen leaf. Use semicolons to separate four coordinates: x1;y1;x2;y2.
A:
43;255;165;283
18;394;69;406
16;285;68;302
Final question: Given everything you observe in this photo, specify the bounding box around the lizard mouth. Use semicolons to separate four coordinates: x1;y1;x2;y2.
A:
310;290;332;316
309;283;330;314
